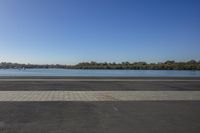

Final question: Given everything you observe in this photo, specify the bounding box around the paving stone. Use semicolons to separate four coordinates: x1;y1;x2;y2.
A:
0;91;200;101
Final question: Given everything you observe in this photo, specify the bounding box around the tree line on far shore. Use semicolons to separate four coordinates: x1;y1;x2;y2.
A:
0;60;200;70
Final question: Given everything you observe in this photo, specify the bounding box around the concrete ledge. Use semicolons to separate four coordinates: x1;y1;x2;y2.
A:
0;78;200;81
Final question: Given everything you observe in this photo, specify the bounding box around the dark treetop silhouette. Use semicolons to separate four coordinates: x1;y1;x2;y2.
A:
0;60;200;70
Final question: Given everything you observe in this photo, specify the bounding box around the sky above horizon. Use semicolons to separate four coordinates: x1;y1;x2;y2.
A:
0;0;200;65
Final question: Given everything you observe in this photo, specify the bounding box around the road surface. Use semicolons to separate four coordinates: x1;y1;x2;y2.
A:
0;77;199;133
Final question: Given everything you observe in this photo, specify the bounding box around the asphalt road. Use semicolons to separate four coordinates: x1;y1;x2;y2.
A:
0;80;199;91
0;101;200;133
0;77;200;133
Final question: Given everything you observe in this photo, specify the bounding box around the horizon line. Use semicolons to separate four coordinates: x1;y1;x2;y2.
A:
0;59;199;65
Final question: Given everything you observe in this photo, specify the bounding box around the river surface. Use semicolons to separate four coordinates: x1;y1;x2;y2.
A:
0;69;200;77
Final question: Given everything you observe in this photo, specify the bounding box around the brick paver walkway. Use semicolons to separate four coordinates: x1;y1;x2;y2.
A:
0;91;199;101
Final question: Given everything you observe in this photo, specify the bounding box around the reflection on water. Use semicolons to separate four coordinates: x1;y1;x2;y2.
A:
0;69;200;77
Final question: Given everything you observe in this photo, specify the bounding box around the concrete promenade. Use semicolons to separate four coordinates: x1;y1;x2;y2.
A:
0;77;200;133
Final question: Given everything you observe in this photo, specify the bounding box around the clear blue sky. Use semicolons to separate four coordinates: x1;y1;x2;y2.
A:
0;0;200;64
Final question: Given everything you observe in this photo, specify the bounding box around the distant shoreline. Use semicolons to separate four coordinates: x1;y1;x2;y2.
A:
0;60;200;70
0;68;200;71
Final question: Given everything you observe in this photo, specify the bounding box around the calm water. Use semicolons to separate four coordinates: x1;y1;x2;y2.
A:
0;69;200;77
